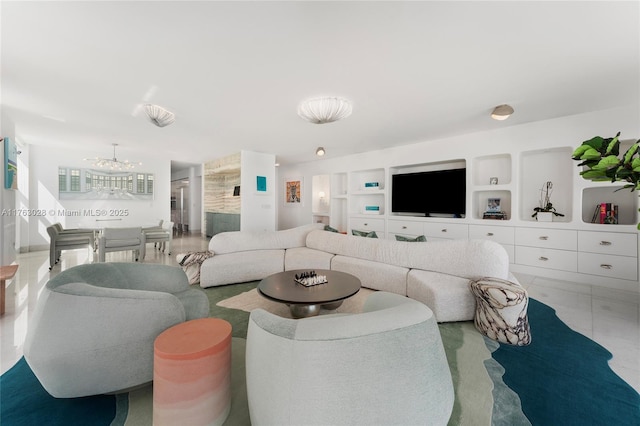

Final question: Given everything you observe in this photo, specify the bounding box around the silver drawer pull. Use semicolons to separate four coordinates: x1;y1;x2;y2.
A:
441;229;448;233
486;232;494;236
600;264;613;270
539;256;549;261
539;236;549;240
599;241;612;246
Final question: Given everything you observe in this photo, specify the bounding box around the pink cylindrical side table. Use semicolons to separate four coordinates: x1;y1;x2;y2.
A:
153;318;232;426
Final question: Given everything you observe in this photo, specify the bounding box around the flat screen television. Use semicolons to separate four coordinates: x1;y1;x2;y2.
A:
391;168;466;217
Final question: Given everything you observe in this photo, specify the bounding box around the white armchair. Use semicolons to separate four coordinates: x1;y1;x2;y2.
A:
98;227;146;262
246;291;454;425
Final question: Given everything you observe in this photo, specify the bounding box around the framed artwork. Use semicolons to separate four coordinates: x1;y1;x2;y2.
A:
257;176;267;192
285;178;302;204
4;137;18;190
487;198;501;212
58;166;154;200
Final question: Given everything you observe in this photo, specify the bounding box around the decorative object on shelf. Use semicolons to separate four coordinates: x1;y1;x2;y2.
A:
315;147;326;156
144;104;175;127
572;132;640;229
532;181;564;221
483;197;507;219
364;181;380;189
84;143;142;171
487;198;501;212
294;271;328;287
483;211;508;220
363;205;381;214
490;177;498;185
297;97;353;124
490;104;514;121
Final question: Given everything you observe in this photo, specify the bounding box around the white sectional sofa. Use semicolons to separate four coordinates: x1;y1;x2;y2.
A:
200;223;514;322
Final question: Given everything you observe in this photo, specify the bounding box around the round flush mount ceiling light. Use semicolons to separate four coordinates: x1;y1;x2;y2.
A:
491;104;514;121
144;104;175;127
316;147;326;156
297;97;352;124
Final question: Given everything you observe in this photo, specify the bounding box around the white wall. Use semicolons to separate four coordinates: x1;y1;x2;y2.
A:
240;150;276;232
277;105;640;230
0;114;18;264
24;144;171;251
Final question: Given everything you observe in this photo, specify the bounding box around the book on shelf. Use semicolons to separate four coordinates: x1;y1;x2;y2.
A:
483;211;508;220
592;202;618;224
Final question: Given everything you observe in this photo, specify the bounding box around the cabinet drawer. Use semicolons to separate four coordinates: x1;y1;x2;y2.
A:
515;246;577;272
469;225;515;245
423;222;469;240
387;220;423;236
515;227;577;250
350;217;385;233
578;252;638;281
578;231;638;257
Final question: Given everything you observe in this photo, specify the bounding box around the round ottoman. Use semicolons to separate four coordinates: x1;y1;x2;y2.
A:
153;318;232;426
469;277;531;346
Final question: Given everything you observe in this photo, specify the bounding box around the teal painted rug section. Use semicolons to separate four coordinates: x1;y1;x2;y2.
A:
492;298;640;426
1;288;638;426
0;357;115;425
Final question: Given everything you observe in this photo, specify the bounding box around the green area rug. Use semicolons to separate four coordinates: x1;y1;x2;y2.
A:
1;282;638;425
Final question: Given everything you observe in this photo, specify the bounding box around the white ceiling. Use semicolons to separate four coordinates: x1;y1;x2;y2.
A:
1;1;638;168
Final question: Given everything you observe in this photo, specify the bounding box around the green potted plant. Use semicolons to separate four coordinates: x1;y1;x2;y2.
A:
572;132;640;229
532;181;565;221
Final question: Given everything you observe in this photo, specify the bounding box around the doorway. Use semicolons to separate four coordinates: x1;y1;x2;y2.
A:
171;179;190;234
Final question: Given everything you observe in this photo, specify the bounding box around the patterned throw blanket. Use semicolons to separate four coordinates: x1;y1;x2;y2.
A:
177;251;214;284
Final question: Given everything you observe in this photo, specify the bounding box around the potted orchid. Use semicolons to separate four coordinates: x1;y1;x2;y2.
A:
532;181;565;222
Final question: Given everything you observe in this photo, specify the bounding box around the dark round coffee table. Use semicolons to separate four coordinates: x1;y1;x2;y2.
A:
257;269;361;318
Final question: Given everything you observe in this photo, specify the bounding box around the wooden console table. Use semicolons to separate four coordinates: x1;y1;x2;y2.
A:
1;264;19;316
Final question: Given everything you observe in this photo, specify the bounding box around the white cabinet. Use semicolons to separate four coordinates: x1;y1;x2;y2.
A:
515;227;577;251
578;253;638;281
469;224;515;263
577;231;638;280
315;149;639;292
515;246;578;272
387;219;424;237
578;231;638;257
423;222;469;241
350;217;385;235
514;227;578;272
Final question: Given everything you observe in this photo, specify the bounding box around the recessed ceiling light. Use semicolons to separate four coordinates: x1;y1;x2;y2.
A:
316;147;326;156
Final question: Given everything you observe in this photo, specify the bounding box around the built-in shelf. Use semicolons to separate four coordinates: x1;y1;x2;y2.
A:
519;147;574;223
581;185;639;225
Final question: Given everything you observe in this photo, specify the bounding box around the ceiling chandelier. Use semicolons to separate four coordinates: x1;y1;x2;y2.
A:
144;103;175;127
297;97;352;124
84;143;141;170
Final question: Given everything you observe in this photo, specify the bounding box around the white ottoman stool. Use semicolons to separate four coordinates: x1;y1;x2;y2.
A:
469;277;531;346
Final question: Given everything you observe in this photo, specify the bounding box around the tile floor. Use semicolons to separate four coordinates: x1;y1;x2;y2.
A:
1;234;639;393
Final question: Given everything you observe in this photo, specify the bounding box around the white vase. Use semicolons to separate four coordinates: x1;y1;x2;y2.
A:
536;212;553;222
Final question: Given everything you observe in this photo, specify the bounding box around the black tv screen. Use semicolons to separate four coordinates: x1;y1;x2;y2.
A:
391;168;466;217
